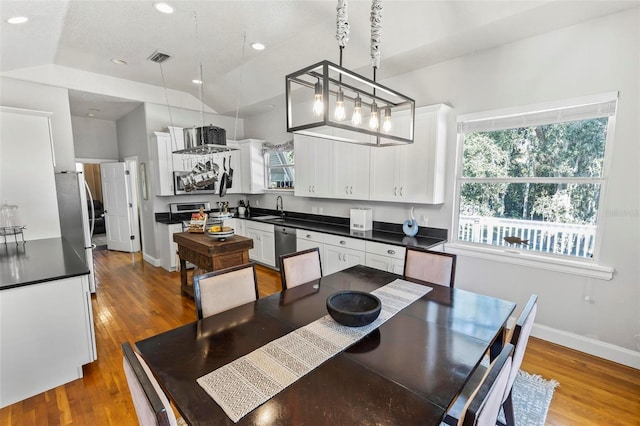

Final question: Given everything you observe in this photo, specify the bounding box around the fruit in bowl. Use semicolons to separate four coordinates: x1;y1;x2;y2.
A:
208;226;232;233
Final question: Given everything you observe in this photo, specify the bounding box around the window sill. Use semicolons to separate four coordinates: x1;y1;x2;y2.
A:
264;188;295;193
445;242;614;280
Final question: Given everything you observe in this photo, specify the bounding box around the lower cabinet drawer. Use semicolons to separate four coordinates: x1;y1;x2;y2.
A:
365;241;406;260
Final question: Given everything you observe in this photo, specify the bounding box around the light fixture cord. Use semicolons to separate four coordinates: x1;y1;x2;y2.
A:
336;0;350;48
233;33;247;143
159;61;176;151
370;0;382;69
194;11;205;137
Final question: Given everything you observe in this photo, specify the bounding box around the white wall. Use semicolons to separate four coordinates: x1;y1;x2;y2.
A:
71;116;119;160
246;8;640;362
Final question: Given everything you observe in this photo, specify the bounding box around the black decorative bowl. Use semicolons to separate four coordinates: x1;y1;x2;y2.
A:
326;291;382;327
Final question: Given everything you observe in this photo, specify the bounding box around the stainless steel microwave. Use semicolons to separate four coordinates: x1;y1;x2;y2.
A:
173;172;217;195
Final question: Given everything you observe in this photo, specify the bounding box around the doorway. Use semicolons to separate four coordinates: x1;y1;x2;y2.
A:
83;163;108;248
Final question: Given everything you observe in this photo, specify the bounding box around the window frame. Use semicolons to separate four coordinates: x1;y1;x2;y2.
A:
264;148;295;192
450;92;618;279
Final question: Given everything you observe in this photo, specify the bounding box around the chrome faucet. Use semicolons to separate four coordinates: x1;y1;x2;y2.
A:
276;196;284;217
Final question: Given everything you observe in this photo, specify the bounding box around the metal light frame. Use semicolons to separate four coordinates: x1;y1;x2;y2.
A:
286;60;415;147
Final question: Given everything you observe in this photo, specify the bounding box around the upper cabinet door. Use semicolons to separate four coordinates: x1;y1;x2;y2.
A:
370;104;451;204
294;135;333;198
333;142;370;200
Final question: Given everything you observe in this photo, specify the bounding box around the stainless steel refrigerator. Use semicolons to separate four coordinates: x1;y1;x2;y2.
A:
54;167;96;293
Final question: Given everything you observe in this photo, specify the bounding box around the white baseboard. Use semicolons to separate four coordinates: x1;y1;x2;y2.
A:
142;252;161;268
532;323;640;369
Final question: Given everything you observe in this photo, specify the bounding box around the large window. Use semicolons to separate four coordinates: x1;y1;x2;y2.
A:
264;142;295;190
455;93;617;259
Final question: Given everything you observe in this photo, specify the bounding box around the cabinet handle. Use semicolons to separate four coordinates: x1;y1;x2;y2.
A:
340;240;346;245
313;185;316;192
338;253;342;261
393;186;397;196
387;249;395;255
308;185;312;192
349;186;353;194
345;186;349;194
400;187;403;196
306;234;312;239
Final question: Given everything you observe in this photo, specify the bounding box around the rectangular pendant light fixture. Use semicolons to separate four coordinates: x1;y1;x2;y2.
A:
286;60;415;147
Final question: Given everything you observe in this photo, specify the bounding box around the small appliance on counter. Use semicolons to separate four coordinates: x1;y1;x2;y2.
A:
350;208;372;231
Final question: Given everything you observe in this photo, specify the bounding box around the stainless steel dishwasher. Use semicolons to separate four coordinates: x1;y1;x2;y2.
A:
274;225;297;270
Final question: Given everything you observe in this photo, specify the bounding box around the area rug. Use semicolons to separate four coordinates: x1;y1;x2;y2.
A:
499;370;560;426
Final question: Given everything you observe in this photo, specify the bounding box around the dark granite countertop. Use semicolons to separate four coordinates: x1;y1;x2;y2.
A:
0;238;90;291
156;208;447;250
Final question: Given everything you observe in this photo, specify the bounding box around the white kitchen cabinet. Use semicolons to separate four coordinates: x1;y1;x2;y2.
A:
0;275;96;408
322;234;366;275
296;229;326;266
246;220;275;267
159;222;183;271
365;241;406;274
151;132;175;196
294;135;334;198
333;142;370;200
369;104;451;204
238;139;264;194
234;218;247;237
225;141;243;194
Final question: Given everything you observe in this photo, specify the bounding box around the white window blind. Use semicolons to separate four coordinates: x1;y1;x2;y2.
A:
458;92;618;133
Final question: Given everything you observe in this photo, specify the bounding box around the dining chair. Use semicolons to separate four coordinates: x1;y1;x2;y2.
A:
279;247;322;290
121;342;186;426
403;247;457;287
443;343;515;426
500;294;538;426
193;263;259;320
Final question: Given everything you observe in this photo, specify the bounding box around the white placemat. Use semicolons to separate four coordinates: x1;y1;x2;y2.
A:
197;279;431;422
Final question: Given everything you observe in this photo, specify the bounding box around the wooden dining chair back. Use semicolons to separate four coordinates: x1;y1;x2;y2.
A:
122;342;179;426
279;247;322;290
403;247;457;287
501;294;538;426
193;263;259;320
459;343;514;426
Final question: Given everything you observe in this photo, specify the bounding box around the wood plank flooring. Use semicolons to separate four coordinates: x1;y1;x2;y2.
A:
1;250;638;425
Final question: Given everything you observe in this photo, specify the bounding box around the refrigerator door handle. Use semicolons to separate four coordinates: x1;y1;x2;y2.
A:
83;179;95;238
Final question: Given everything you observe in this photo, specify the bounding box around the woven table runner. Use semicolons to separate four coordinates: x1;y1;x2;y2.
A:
197;279;432;422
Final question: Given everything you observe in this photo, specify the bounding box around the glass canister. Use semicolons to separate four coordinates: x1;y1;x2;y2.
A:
0;200;21;230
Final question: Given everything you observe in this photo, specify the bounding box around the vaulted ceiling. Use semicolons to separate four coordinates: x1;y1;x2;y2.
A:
1;0;637;120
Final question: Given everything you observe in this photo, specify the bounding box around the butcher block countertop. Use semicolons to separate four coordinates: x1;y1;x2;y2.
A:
172;232;253;254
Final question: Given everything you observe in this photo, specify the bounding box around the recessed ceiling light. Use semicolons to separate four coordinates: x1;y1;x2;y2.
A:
250;42;266;51
7;16;28;24
153;2;174;14
88;113;95;118
111;58;127;65
192;79;203;85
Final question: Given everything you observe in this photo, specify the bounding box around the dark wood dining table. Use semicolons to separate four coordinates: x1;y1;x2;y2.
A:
135;265;516;425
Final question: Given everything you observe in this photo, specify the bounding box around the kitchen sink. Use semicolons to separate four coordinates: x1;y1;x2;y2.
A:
253;215;286;222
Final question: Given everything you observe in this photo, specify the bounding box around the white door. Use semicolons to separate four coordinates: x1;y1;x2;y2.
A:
101;162;134;252
124;157;142;252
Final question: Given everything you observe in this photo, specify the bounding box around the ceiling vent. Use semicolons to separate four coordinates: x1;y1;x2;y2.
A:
147;50;171;63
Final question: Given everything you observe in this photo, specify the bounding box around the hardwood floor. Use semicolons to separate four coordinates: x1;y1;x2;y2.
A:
1;250;638;425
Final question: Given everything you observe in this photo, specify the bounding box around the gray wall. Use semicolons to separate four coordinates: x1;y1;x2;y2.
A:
71;116;119;160
245;9;640;356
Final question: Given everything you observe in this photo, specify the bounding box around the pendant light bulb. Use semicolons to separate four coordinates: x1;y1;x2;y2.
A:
369;102;379;130
352;94;362;126
382;107;392;133
312;79;324;116
334;89;346;121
